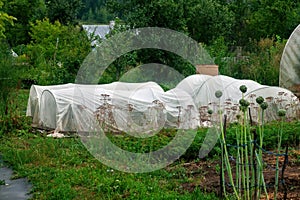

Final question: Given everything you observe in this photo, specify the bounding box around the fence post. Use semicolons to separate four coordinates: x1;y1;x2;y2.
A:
249;107;258;199
248;107;253;126
282;144;289;200
250;128;257;199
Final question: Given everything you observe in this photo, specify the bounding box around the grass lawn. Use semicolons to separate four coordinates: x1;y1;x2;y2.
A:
0;132;222;200
0;89;299;199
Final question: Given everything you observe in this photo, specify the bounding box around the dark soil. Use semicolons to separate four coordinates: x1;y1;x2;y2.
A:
178;149;300;200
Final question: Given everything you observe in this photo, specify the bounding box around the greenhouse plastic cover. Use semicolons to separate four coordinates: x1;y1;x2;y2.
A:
26;75;299;133
280;24;300;95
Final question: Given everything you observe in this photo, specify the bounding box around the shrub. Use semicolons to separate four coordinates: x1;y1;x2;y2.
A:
26;19;92;85
0;42;20;134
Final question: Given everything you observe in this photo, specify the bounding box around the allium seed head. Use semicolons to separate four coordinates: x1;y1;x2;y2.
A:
239;85;247;93
239;99;250;107
256;96;264;105
277;109;286;117
215;90;223;98
260;102;268;110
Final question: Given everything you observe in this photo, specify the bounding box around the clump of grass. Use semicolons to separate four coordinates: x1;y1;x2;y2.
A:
0;179;5;185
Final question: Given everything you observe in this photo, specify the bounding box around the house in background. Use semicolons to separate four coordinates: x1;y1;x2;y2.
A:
82;21;115;47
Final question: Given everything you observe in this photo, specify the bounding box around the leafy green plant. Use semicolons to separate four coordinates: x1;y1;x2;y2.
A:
0;42;21;134
0;0;16;38
26;18;91;85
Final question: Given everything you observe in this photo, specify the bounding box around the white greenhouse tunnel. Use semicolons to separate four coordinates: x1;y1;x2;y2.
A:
280;24;300;96
26;75;300;134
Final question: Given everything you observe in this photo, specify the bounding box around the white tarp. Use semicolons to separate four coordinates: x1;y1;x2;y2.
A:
26;75;299;133
280;24;300;94
28;82;199;133
26;83;74;126
177;75;299;123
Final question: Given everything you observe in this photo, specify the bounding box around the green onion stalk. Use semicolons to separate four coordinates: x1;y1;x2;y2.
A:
243;109;250;200
257;104;263;199
221;127;227;198
215;90;240;199
274;109;286;200
240;122;246;199
255;151;269;200
256;96;269;200
235;120;242;195
239;85;251;199
249;126;255;199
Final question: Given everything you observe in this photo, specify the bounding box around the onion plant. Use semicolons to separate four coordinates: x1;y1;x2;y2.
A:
256;97;269;200
239;85;251;199
274;109;286;200
215;90;240;199
215;84;288;200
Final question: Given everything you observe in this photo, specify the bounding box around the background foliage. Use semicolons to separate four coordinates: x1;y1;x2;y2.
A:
0;0;299;132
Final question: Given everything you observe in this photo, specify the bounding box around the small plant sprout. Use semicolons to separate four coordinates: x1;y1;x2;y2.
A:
207;109;213;115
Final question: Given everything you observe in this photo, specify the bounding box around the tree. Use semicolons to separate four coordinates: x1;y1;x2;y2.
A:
2;0;46;46
107;0;188;32
245;0;300;41
79;0;114;24
0;0;16;38
225;0;300;47
26;19;91;84
185;0;234;44
107;0;235;45
45;0;83;25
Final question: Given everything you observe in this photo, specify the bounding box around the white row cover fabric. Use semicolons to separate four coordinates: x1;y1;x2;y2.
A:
177;75;299;123
27;75;299;133
280;24;300;94
27;82;163;124
26;83;74;126
27;81;198;133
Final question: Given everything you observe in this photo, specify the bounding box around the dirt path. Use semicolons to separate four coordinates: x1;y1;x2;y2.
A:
0;157;32;200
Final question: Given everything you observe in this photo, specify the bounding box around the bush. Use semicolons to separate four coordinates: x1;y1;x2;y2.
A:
211;37;286;86
26;19;92;85
0;42;21;133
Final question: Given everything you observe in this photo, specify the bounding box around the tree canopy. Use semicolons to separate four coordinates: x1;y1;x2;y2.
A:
107;0;300;46
0;0;299;87
0;0;16;38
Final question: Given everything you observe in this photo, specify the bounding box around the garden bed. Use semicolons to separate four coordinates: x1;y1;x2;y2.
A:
178;149;300;199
